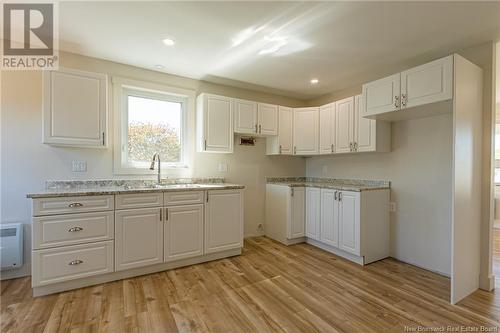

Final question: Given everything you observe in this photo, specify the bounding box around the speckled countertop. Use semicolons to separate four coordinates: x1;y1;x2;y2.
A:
267;177;390;192
27;178;245;198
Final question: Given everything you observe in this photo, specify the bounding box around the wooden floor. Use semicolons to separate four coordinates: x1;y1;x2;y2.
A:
2;237;500;332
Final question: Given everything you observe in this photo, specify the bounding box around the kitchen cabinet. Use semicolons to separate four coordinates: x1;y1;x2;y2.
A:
305;187;320;240
196;93;233;153
164;204;204;262
257;103;278;136
335;97;355;153
205;190;243;254
319;103;335;154
266;106;293;155
233;99;258;134
43;67;108;148
320;189;338;247
293;107;319;155
362;55;453;121
337;191;360;256
354;95;376;152
289;187;306;239
115;207;163;271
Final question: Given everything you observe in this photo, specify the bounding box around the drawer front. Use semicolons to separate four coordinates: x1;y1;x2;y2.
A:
115;193;163;209
164;191;204;206
32;241;114;287
33;195;114;216
33;211;114;249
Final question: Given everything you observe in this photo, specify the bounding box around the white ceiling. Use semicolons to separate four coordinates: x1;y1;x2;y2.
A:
59;1;500;100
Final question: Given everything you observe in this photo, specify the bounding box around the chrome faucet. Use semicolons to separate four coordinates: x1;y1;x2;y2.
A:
149;153;161;184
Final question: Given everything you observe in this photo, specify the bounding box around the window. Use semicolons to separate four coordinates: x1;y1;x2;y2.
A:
113;78;195;175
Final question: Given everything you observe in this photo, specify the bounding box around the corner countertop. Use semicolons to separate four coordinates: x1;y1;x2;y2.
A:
27;178;245;198
267;177;390;192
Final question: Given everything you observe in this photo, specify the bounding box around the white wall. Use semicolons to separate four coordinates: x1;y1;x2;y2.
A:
0;52;307;278
306;114;453;275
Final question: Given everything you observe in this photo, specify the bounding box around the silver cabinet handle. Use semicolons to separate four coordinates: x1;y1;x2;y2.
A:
401;94;407;108
165;208;169;221
204;139;207;150
339;192;342;201
68;260;83;266
294;146;297;155
291;188;294;197
255;124;258;133
334;191;338;201
354;142;358;151
160;208;162;221
68;203;84;208
279;145;282;154
68;227;83;232
349;142;353;152
259;124;262;133
394;95;400;108
331;144;334;153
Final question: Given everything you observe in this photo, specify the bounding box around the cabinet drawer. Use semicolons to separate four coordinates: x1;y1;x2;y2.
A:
115;193;163;209
33;211;114;249
33;195;114;216
164;191;204;206
32;241;114;287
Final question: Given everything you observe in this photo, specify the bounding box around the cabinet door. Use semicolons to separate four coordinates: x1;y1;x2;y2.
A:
305;187;321;240
338;191;360;256
293;107;319;155
43;68;107;147
164;204;204;262
115;208;163;271
319;103;335;154
278;106;293;154
354;95;376;152
335;97;355;153
258;103;278;136
234;99;258;134
320;189;339;247
201;94;233;153
288;187;305;239
401;55;453;109
205;190;243;254
362;73;400;116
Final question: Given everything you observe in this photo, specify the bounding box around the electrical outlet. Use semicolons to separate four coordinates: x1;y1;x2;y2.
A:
218;163;228;172
257;223;263;230
389;202;396;212
72;161;87;172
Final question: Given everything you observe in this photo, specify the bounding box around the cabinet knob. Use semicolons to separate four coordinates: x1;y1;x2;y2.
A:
401;94;407;108
68;260;83;266
68;203;84;208
68;226;83;232
394;95;400;108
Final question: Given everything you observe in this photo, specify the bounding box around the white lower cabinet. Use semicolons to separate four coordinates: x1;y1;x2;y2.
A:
320;189;338;247
115;208;164;271
289;187;306;239
164;204;204;262
337;191;361;256
205;190;243;254
305;187;320;240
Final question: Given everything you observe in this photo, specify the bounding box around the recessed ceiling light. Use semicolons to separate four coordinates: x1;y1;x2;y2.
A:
162;38;175;46
310;79;319;84
154;64;164;70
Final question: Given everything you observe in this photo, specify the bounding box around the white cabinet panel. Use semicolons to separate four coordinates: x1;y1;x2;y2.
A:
401;55;453;109
205;190;243;254
293;107;319;155
234;99;258;134
164;191;204;206
305;187;321;240
115;193;163;209
288;187;305;239
354;95;376;152
197;94;233;153
43;68;108;148
335;97;355;153
320;189;339;247
115;208;163;271
338;191;360;256
319;103;335;154
33;195;114;216
164;204;204;262
266;106;293;155
257;103;278;136
362;73;400;116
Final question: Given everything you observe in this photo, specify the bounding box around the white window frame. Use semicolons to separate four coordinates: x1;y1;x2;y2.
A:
113;77;196;175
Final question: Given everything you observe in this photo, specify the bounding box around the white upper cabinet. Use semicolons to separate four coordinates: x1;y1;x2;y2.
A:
305;187;321;240
233;99;258;134
43;68;108;148
293;107;319;155
401;55;453;109
257;103;278;136
196;93;233;153
266;106;293;155
362;73;401;117
319;103;335;154
354;95;376;152
335;97;355;153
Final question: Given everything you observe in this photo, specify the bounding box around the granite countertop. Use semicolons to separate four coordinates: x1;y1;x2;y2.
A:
27;178;245;198
267;177;390;192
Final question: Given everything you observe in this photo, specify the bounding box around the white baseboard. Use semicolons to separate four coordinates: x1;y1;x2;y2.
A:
0;263;31;280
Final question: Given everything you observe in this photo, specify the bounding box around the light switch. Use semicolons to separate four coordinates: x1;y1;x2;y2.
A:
218;163;228;173
72;161;87;172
